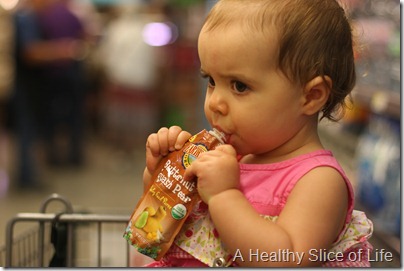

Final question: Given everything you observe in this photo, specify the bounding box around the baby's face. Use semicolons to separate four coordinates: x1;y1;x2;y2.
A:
198;24;307;162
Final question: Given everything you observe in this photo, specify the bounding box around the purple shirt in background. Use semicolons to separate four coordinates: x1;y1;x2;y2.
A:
38;1;83;40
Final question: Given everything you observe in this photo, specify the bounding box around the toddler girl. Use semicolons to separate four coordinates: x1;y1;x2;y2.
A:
142;0;373;267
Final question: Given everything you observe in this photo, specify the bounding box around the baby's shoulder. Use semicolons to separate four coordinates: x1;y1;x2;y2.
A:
291;166;349;207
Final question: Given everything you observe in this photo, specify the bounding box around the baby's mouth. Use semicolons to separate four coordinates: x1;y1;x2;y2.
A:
212;128;231;144
222;133;231;144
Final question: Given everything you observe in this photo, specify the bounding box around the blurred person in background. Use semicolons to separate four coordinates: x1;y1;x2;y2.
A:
10;0;88;189
0;4;14;111
0;3;14;196
98;1;167;152
35;0;88;168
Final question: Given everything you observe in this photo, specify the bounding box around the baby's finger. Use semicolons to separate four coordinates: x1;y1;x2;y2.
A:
157;127;169;155
146;133;161;157
175;130;192;150
167;126;183;151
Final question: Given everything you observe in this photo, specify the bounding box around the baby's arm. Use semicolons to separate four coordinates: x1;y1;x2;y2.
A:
142;126;191;192
208;167;348;267
185;147;349;267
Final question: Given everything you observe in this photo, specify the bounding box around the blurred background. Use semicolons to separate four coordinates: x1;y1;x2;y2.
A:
0;0;400;267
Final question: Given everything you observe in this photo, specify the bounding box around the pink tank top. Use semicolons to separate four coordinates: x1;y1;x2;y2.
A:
146;150;373;267
239;149;354;220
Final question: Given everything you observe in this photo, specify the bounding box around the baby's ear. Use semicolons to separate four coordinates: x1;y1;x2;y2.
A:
301;76;331;116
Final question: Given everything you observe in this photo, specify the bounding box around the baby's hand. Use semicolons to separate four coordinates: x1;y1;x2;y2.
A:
145;126;192;176
184;144;239;204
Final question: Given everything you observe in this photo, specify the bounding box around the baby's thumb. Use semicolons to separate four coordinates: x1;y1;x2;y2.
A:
183;163;197;182
214;144;237;157
145;149;162;173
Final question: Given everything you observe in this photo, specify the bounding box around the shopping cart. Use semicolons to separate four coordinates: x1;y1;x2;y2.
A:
2;193;146;267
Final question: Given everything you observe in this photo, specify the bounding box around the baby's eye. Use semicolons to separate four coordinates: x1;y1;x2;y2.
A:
208;76;216;88
200;71;215;88
233;81;248;93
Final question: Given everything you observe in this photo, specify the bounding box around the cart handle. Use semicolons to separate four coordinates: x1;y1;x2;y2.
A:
40;193;74;214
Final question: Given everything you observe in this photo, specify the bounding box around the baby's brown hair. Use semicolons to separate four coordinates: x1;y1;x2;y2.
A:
203;0;356;121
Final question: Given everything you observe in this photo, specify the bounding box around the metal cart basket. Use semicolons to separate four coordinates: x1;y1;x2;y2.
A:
2;193;136;267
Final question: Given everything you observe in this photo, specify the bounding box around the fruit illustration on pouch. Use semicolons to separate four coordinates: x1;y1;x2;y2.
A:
134;211;149;229
134;206;167;241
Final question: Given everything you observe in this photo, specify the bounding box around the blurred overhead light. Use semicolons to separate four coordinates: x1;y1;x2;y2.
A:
142;22;178;47
0;0;19;10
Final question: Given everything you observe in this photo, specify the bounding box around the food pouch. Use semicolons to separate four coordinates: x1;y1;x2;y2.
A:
123;129;225;260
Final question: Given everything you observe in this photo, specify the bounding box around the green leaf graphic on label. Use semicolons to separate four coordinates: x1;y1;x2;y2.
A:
135;211;149;228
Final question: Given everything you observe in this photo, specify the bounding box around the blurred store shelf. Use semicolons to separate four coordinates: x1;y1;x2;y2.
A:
352;86;401;120
319;124;401;268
